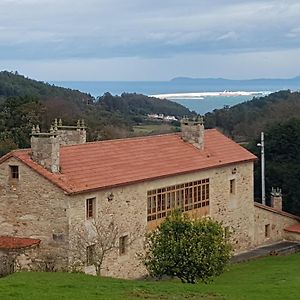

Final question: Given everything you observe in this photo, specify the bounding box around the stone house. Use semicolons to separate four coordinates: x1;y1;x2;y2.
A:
0;236;40;277
0;118;299;278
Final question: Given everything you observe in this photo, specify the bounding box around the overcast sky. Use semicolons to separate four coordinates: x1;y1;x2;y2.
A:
1;0;300;81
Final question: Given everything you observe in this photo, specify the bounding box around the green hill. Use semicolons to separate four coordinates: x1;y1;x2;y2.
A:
205;90;300;141
205;90;300;216
0;71;93;106
0;71;193;155
1;253;300;299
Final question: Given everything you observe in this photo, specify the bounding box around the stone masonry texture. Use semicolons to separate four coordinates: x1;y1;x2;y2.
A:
1;155;299;278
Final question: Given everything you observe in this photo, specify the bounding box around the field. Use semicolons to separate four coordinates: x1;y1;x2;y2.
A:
1;253;300;300
132;124;175;135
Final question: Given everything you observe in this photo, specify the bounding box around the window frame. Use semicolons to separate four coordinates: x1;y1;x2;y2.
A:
147;178;210;222
265;224;271;238
86;244;95;265
119;235;128;255
230;179;236;195
9;165;19;180
86;197;96;220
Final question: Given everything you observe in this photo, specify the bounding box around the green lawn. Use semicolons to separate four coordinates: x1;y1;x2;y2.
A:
1;253;300;300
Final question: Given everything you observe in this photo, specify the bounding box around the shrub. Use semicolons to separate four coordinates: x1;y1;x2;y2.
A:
144;210;231;283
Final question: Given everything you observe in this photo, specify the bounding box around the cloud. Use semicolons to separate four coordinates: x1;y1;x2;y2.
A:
1;0;300;79
286;27;300;38
215;31;238;41
1;0;300;60
3;48;300;81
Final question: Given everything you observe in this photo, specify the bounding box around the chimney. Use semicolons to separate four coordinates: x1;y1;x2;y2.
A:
30;119;87;173
180;116;204;150
31;125;60;173
55;118;86;146
270;187;282;211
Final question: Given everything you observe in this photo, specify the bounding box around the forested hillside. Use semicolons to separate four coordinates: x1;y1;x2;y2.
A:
0;71;93;105
205;90;300;216
205;90;300;141
0;71;193;156
248;119;300;216
99;92;191;118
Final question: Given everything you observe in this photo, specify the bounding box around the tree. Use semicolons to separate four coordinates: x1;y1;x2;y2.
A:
144;210;231;283
0;95;45;152
248;118;300;216
71;212;142;276
72;215;119;276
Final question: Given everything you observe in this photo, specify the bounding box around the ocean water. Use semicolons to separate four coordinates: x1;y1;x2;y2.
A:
52;81;271;114
171;95;254;114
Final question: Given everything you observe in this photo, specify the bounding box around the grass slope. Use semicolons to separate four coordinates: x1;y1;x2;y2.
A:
1;253;300;300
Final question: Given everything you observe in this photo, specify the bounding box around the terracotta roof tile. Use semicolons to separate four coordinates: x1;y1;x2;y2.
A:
0;236;40;250
255;202;300;221
1;130;256;194
285;224;300;234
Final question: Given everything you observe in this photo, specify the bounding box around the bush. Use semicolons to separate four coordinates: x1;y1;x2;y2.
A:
144;211;231;283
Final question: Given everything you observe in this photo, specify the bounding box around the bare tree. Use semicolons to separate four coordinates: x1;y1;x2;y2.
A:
71;210;144;276
72;215;119;276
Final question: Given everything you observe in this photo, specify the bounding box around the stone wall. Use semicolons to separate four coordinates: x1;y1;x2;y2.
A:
0;156;255;279
0;250;15;277
56;128;86;146
30;123;86;173
180;117;204;150
0;246;50;275
284;231;300;242
254;203;300;246
147;161;255;255
31;135;60;173
0;157;70;268
68;183;148;279
68;160;255;278
209;161;254;253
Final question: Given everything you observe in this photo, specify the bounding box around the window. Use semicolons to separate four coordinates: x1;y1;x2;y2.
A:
86;245;95;265
119;235;128;255
10;165;19;179
86;198;96;219
52;233;64;242
147;179;210;222
265;224;270;238
230;179;236;194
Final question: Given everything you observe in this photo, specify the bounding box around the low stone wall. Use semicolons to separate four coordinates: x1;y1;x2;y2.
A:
0;244;66;275
254;203;300;247
0;251;15;277
284;231;300;243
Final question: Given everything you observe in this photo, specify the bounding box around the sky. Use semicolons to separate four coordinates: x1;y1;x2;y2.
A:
1;0;300;81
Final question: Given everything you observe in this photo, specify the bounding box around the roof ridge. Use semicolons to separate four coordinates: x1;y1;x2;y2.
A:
61;132;180;148
0;129;257;195
254;202;300;221
61;129;220;149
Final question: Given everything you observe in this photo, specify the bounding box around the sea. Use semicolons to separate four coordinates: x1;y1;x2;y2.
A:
51;81;274;115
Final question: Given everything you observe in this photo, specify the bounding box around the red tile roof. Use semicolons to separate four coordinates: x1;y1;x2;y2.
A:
0;130;256;194
255;202;300;221
0;236;40;250
285;224;300;234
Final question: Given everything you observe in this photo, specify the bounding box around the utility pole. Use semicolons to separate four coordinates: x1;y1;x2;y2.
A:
257;132;266;205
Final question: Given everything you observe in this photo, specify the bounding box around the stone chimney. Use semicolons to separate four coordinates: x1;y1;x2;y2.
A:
30;119;87;173
270;187;282;211
55;118;86;146
31;125;60;173
180;116;204;150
